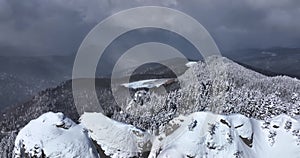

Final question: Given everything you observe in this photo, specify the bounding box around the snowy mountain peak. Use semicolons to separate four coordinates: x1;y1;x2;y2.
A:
13;112;99;158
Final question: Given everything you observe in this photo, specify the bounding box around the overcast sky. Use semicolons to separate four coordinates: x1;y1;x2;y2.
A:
0;0;300;56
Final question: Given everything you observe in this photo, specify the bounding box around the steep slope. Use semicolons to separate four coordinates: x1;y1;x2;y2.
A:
0;55;74;109
0;72;57;110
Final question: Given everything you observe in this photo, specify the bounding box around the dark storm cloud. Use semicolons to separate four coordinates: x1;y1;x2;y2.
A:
0;0;299;56
176;0;300;50
0;0;97;56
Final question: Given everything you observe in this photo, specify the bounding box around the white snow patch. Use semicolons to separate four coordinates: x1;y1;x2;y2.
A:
185;61;198;68
121;78;174;89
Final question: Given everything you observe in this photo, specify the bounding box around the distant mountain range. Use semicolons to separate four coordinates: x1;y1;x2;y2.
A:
0;47;299;109
0;47;299;110
225;47;300;79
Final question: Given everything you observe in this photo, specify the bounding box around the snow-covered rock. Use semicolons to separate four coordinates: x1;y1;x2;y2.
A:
80;112;152;158
13;112;99;158
150;112;300;158
79;111;300;158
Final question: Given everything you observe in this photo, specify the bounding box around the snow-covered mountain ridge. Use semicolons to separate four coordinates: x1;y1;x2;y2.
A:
148;112;300;158
15;111;300;157
112;57;300;132
3;56;300;157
